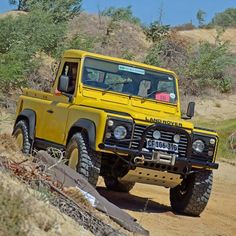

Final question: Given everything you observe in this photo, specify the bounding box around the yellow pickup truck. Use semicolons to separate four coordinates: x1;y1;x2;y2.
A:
13;50;219;216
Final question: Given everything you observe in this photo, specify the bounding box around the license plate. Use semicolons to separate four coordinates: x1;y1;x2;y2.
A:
146;139;178;153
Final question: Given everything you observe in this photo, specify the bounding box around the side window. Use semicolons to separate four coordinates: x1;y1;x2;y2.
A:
58;62;78;94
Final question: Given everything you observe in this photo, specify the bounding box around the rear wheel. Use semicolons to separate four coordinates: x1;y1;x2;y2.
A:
13;120;31;154
104;176;135;193
170;170;213;216
66;132;101;187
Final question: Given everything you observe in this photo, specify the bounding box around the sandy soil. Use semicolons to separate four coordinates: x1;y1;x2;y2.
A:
193;94;236;121
97;161;236;236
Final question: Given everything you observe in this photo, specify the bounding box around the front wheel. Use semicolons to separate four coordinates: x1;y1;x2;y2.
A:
170;170;213;216
13;120;31;154
65;132;101;187
104;176;135;193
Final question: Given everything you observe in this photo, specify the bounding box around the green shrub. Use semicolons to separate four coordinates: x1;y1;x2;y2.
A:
101;5;141;25
9;0;82;23
144;21;170;42
0;48;35;92
211;8;236;28
186;41;234;93
0;10;67;93
145;31;234;94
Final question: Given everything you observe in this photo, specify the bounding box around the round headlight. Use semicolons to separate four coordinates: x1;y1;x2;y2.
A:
114;126;127;140
153;130;161;139
192;140;205;153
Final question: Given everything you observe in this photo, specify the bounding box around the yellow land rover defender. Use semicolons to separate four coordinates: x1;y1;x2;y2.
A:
13;50;219;216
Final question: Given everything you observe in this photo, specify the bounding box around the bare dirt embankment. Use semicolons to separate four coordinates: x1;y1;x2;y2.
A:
185;94;236;121
98;161;236;236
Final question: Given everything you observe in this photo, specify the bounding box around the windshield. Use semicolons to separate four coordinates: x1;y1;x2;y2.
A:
82;57;178;104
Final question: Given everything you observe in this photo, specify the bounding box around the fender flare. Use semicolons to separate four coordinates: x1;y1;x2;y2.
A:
14;109;36;141
67;119;96;149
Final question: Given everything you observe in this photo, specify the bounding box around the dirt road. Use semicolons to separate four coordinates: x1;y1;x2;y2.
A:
97;162;236;236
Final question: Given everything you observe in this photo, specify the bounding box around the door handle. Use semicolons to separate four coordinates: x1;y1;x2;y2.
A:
47;110;54;114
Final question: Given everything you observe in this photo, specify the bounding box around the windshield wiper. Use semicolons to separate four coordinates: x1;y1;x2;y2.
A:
141;89;160;102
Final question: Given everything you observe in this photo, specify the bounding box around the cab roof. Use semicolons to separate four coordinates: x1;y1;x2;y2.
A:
63;49;177;78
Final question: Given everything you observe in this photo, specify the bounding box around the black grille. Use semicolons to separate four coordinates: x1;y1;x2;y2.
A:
131;124;188;158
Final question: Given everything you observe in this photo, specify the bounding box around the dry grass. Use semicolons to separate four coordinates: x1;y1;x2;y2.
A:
178;28;236;53
0;132;92;236
0;10;27;19
0;171;92;236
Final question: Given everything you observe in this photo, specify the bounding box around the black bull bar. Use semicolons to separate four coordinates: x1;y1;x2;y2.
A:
99;123;219;170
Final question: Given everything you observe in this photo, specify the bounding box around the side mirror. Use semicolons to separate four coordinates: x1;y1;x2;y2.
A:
58;75;69;93
186;102;195;118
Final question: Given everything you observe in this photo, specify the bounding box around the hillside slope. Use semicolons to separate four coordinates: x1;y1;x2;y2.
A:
69;12;151;61
178;28;236;53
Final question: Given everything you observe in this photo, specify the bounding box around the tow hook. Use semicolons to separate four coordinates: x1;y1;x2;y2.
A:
134;156;145;165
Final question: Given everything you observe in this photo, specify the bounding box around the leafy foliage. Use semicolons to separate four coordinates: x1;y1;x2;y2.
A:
196;9;206;28
145;31;234;94
186;41;233;93
211;8;236;27
0;10;67;92
8;0;82;23
101;5;141;25
144;21;170;42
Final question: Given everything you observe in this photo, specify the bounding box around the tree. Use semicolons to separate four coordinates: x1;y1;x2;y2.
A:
196;9;206;28
101;5;141;25
8;0;29;10
8;0;82;22
211;8;236;27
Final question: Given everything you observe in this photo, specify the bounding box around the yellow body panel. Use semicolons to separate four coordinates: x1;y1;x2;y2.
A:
15;50;218;159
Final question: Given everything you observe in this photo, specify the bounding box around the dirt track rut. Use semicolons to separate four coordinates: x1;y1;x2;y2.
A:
98;162;236;236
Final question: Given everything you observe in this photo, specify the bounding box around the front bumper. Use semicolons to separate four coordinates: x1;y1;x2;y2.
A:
99;143;219;170
100;123;219;174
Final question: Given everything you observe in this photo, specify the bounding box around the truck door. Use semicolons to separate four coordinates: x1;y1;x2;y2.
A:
40;59;80;144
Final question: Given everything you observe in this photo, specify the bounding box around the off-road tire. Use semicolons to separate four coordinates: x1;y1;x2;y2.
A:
170;170;213;216
13;120;31;154
104;176;135;192
66;133;101;187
